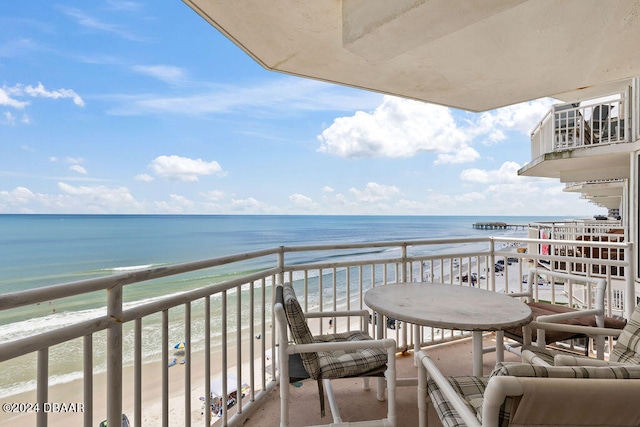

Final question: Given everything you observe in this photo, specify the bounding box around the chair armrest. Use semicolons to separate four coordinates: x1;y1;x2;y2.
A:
287;337;396;356
536;308;602;323
482;376;524;424
553;354;625;367
416;350;481;427
529;320;623;338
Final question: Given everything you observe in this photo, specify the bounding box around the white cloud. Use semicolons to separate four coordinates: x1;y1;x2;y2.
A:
322;186;335;193
230;197;270;213
149;155;223;182
201;190;225;201
0;184;143;214
58;6;147;42
0;88;29;108
132;65;187;84
473;99;555;142
107;78;381;116
460;161;522;184
435;146;480;165
348;182;401;202
3;112;16;125
135;173;154;182
2;83;84;108
318;96;470;159
0;186;35;205
289;193;317;209
317;97;555;164
69;165;88;175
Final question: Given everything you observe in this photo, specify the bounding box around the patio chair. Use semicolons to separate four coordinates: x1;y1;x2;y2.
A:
274;283;397;427
501;268;625;359
417;350;640;427
591;104;612;141
521;302;640;367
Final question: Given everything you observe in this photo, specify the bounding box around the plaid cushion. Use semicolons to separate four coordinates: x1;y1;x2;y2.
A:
612;304;640;364
490;361;640;379
315;331;387;379
282;284;321;378
426;376;511;427
282;284;387;380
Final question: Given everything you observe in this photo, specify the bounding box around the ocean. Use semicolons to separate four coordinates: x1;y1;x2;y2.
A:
0;214;568;398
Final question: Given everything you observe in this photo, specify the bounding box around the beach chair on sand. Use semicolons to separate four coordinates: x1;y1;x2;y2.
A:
274;283;397;427
418;350;640;427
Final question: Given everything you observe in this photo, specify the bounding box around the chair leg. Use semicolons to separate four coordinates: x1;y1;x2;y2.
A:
417;354;428;427
324;379;344;424
279;352;290;427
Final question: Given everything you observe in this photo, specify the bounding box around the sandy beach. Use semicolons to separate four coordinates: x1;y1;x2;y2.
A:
0;329;276;427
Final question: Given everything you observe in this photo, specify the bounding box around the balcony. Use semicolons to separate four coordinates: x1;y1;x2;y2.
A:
521;91;639;183
0;234;632;427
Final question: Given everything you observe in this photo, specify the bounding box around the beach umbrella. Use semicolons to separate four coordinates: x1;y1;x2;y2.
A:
210;373;239;397
174;342;186;349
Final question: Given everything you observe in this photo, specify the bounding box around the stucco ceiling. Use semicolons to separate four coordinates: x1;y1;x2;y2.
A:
184;0;640;112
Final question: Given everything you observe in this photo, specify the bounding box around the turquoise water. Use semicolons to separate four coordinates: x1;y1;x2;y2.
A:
0;214;569;397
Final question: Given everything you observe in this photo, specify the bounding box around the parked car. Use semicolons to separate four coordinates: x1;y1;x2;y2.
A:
494;263;504;272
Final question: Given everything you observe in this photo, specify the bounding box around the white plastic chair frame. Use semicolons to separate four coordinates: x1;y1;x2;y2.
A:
523;321;624;366
416;349;640;427
274;290;397;427
418;349;526;427
507;268;607;359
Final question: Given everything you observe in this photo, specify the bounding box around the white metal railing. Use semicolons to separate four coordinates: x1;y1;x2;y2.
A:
0;236;633;427
530;91;630;158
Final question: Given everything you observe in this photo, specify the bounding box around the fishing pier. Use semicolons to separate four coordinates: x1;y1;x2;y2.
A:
472;222;527;230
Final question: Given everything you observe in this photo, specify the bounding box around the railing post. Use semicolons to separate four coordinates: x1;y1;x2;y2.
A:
401;244;409;350
401;244;408;282
489;238;496;292
83;335;93;427
626;242;635;320
278;246;285;285
107;284;123;427
37;348;48;427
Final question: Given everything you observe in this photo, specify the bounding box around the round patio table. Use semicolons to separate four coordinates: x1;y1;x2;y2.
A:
364;282;532;376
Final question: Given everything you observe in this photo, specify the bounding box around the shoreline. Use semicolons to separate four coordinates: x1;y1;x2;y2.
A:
0;329;275;427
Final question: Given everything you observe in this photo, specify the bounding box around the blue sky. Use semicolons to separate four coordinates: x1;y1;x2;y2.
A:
0;1;603;216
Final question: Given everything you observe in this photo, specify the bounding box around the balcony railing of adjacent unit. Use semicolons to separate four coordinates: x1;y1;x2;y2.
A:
0;236;633;427
530;93;630;158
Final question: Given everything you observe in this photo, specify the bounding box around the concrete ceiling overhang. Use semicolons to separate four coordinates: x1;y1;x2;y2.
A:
564;181;624;209
184;0;640;112
518;142;639;182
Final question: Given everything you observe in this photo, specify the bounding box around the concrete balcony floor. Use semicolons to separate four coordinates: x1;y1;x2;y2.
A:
240;334;521;426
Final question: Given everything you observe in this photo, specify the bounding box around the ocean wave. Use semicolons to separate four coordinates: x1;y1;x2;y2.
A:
101;264;157;272
0;291;190;342
0;371;84;400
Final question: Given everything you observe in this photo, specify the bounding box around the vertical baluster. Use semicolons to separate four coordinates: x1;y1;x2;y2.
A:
83;335;92;427
107;285;123;427
221;290;228;425
134;319;141;427
162;309;169;427
236;284;242;415
37;348;48;427
204;296;211;427
185;302;191;426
